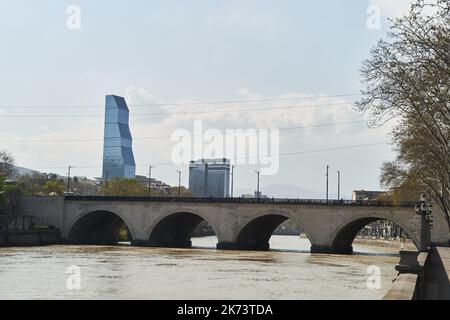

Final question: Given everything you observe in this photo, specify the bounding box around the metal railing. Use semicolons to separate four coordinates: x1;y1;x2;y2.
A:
0;215;45;231
63;195;416;207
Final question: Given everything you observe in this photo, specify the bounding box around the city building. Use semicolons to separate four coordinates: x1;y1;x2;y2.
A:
135;175;171;193
241;192;269;199
253;191;269;199
189;159;230;198
101;95;136;180
352;190;387;201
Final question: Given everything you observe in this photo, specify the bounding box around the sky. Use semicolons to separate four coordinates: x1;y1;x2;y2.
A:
0;0;419;198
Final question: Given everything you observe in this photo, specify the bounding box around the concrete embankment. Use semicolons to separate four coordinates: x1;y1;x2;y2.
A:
384;247;450;300
0;228;61;247
415;247;450;299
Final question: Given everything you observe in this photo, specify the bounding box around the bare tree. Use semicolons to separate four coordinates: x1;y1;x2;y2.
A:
356;0;450;233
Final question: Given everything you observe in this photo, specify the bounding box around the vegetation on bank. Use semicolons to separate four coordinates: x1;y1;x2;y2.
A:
0;150;20;215
100;178;191;197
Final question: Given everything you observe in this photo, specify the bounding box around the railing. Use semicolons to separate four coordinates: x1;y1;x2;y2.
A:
0;215;44;231
63;195;416;207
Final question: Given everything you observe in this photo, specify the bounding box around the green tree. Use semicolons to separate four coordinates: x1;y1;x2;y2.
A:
356;0;450;233
69;176;100;195
43;179;65;196
14;172;59;196
0;175;7;213
377;170;424;205
101;178;148;196
1;184;24;215
167;186;193;197
0;150;15;214
0;150;15;178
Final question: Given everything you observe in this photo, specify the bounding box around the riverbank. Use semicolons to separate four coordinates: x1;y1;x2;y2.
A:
353;237;416;251
295;234;416;252
384;247;450;300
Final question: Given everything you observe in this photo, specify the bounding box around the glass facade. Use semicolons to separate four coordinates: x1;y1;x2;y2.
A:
102;95;136;180
189;159;230;198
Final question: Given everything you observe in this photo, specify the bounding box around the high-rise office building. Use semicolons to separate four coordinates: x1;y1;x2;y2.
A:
189;158;230;198
102;95;136;180
189;160;208;197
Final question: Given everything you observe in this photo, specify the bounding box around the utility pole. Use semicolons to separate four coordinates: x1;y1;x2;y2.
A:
176;170;181;198
218;174;222;198
337;170;341;201
255;170;260;200
231;165;236;198
326;165;330;204
148;165;155;195
67;165;73;195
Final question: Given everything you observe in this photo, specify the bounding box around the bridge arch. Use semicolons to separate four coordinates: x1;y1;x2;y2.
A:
330;215;420;254
66;210;135;245
234;212;311;251
146;210;222;248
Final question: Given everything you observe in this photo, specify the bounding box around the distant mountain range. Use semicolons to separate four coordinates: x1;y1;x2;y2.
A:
235;184;348;200
12;165;36;176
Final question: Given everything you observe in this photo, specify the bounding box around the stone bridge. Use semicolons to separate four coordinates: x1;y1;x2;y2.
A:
15;196;437;254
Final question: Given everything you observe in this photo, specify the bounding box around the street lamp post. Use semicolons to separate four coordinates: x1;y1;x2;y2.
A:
148;165;155;196
255;170;260;200
231;165;236;198
67;165;74;195
337;170;341;201
326;165;330;204
415;194;433;252
176;170;181;198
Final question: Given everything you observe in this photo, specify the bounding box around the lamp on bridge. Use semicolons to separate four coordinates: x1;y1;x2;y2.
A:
415;194;433;252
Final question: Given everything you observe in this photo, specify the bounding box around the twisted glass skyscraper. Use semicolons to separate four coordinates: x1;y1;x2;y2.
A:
102;95;136;180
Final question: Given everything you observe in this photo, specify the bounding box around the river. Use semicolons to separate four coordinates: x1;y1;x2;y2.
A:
0;236;405;300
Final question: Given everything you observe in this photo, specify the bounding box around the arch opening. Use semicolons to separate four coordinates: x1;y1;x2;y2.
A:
148;212;217;249
235;215;310;251
67;210;132;245
332;217;417;254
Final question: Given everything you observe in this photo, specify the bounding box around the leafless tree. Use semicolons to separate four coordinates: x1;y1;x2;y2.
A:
356;0;450;233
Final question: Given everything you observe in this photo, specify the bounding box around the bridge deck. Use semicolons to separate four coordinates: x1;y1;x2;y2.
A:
64;196;416;207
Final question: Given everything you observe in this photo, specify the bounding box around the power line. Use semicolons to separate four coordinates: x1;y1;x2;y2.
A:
0;102;353;118
0;93;361;109
0;120;368;143
18;142;388;171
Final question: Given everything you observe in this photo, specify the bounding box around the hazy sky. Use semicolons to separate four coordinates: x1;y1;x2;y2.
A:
0;0;418;198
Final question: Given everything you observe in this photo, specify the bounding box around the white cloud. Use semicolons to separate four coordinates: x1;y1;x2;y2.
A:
122;87;387;171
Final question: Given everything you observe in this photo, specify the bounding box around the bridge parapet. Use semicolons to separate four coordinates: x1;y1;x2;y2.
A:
64;195;417;208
